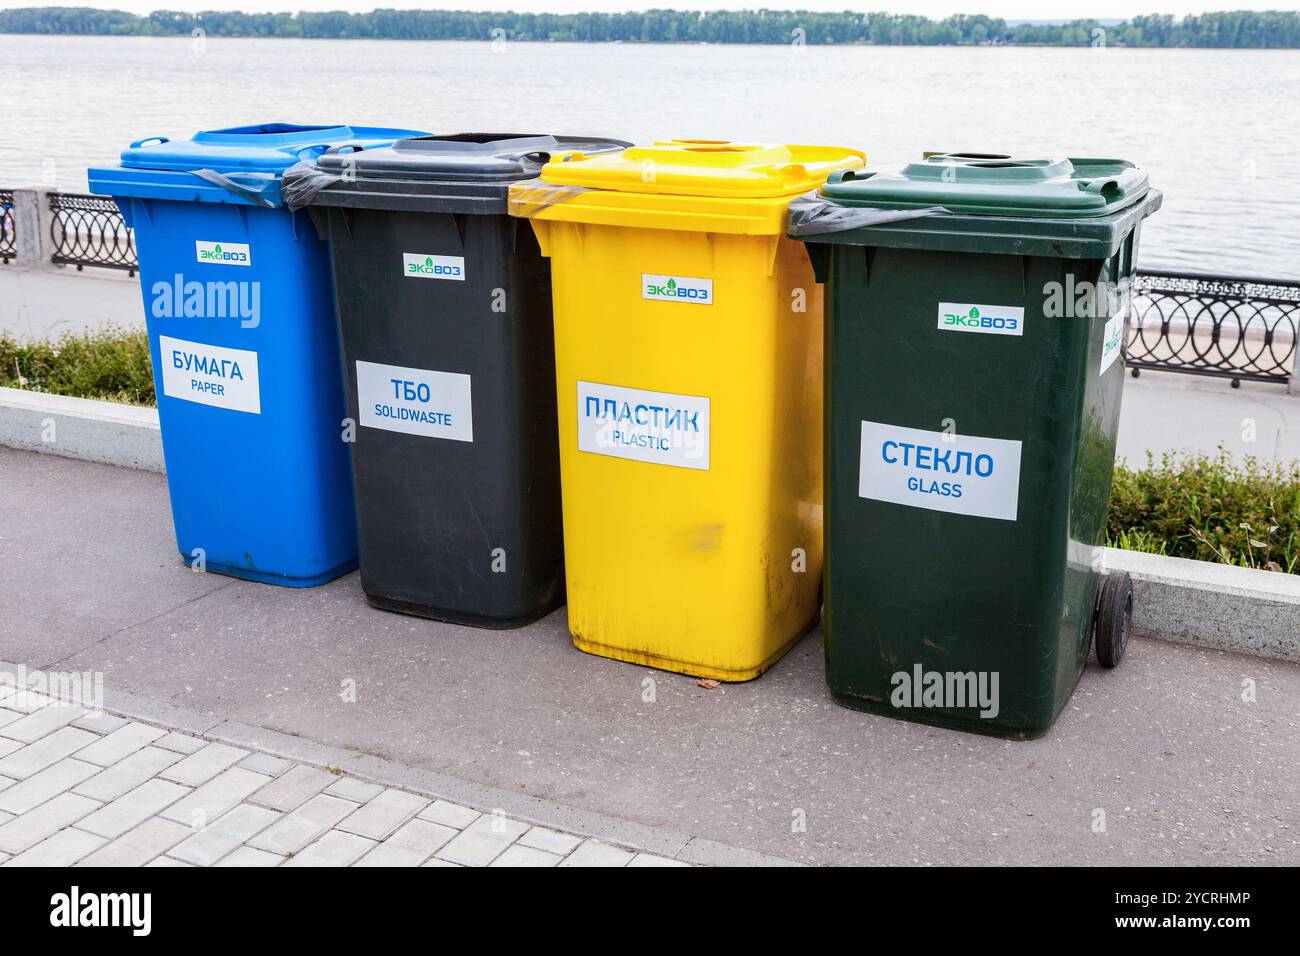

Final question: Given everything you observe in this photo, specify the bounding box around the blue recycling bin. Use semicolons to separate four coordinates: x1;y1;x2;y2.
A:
89;123;427;586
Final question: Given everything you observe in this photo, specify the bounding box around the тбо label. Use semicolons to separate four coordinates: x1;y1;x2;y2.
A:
357;360;473;441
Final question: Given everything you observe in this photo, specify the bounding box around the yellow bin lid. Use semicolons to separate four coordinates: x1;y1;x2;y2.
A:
544;139;864;198
511;138;865;235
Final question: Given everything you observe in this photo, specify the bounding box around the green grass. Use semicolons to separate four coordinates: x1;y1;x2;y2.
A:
1109;449;1300;574
0;326;155;406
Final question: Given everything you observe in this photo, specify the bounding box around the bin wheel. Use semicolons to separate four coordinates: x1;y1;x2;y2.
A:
1094;572;1133;668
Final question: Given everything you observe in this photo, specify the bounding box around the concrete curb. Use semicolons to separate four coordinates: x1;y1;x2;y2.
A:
1;391;1296;664
1104;547;1300;663
0;386;163;473
0;658;801;867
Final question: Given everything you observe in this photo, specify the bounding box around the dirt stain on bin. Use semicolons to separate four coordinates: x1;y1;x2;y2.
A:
677;523;724;551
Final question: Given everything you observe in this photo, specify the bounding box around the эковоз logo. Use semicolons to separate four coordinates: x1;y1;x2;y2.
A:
402;253;465;281
195;240;251;266
937;301;1023;336
642;273;713;304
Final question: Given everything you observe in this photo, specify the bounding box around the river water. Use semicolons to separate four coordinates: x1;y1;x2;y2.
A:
2;35;1297;277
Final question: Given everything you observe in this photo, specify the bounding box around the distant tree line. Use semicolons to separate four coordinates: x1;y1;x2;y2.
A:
3;8;1300;48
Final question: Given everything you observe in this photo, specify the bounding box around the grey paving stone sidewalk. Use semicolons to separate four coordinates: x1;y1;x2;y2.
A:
0;684;685;868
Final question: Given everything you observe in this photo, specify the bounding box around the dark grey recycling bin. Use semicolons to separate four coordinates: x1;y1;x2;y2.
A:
293;133;629;627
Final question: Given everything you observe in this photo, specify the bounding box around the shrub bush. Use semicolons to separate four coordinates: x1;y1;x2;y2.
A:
1109;449;1300;574
0;326;154;406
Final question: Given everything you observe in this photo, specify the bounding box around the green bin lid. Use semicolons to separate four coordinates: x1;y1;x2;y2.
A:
821;154;1149;219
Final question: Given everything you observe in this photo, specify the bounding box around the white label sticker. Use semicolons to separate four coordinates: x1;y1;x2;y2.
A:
937;302;1024;337
159;335;260;414
642;273;713;305
1099;291;1131;375
1100;314;1125;374
402;253;465;281
859;421;1022;521
195;241;250;267
577;380;709;470
357;360;472;441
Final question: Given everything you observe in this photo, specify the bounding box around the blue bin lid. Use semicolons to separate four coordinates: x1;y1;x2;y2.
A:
89;122;429;208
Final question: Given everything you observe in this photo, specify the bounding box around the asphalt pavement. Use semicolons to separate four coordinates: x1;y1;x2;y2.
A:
2;447;1296;865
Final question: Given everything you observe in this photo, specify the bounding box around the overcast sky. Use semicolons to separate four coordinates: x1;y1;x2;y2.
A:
5;2;1300;20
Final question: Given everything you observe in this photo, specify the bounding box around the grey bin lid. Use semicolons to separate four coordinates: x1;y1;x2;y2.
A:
318;133;628;181
306;132;630;212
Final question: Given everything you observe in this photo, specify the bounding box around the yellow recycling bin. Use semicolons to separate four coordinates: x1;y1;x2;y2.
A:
510;139;864;681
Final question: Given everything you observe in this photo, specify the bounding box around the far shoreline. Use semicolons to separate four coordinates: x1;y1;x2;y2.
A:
3;34;1296;51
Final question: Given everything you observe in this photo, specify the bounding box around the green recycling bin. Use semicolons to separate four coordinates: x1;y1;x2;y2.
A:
792;153;1162;739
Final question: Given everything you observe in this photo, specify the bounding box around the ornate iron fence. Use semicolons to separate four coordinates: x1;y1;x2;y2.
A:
48;192;137;275
0;190;15;263
1128;270;1300;387
9;186;1300;388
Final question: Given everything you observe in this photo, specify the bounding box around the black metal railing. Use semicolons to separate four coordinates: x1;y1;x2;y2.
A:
8;185;1300;387
0;190;15;263
48;192;137;275
1128;270;1300;387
